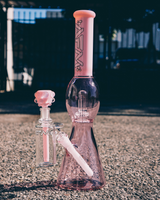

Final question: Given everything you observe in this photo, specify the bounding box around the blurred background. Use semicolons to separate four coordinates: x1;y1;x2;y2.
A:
0;0;160;103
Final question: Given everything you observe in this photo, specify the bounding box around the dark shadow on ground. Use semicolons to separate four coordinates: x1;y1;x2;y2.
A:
0;98;160;117
0;180;57;199
0;100;66;115
99;103;160;117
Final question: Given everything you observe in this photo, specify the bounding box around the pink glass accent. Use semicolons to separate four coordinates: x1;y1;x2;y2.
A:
43;127;49;162
57;10;106;190
74;10;95;77
43;134;49;162
34;90;55;108
56;132;93;177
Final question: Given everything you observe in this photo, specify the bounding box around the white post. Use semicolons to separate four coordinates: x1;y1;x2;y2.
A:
6;7;14;91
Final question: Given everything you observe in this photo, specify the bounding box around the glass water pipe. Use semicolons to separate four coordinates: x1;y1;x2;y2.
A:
57;10;106;190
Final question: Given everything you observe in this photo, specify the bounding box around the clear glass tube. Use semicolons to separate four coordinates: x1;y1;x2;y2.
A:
35;108;56;167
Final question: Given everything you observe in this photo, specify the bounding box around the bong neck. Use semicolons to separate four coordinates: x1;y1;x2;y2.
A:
70;122;93;139
74;11;95;77
40;107;51;120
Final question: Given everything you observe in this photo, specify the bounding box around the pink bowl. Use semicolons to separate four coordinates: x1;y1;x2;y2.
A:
34;90;55;107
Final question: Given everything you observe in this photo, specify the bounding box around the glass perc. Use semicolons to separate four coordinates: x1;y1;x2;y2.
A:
57;10;106;190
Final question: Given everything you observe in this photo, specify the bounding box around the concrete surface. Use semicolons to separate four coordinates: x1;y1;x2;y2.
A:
0;102;160;199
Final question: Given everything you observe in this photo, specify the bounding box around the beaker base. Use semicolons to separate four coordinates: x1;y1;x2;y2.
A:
57;178;105;191
37;162;54;167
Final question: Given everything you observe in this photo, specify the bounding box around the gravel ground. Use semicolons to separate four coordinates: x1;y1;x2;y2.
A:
0;102;160;199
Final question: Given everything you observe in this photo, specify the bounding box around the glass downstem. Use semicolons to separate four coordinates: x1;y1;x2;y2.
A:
43;127;49;162
41;108;50;163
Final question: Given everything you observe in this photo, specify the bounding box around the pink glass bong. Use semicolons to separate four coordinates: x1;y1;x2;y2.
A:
57;10;106;190
34;10;105;191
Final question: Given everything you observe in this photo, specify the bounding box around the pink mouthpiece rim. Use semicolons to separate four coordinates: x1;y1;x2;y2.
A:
73;10;96;18
34;90;55;107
